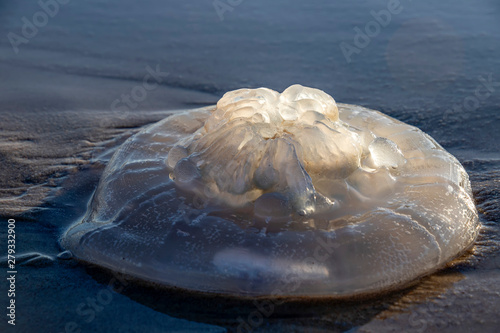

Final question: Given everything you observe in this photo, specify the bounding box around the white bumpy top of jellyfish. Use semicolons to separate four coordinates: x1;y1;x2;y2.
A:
166;84;426;221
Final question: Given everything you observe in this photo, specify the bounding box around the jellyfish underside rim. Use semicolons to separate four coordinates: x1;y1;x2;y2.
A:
68;238;477;300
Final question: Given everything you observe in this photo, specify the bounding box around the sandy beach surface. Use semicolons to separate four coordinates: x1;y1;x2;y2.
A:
0;0;499;332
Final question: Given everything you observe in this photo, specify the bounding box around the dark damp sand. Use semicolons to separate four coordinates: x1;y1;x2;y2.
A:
1;0;500;332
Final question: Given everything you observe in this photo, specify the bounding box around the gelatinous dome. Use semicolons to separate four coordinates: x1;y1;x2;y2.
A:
61;85;479;297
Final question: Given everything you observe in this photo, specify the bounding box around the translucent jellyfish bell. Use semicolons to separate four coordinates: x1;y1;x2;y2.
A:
61;85;480;297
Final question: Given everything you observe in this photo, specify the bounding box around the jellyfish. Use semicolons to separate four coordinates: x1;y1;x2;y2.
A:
61;85;479;297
